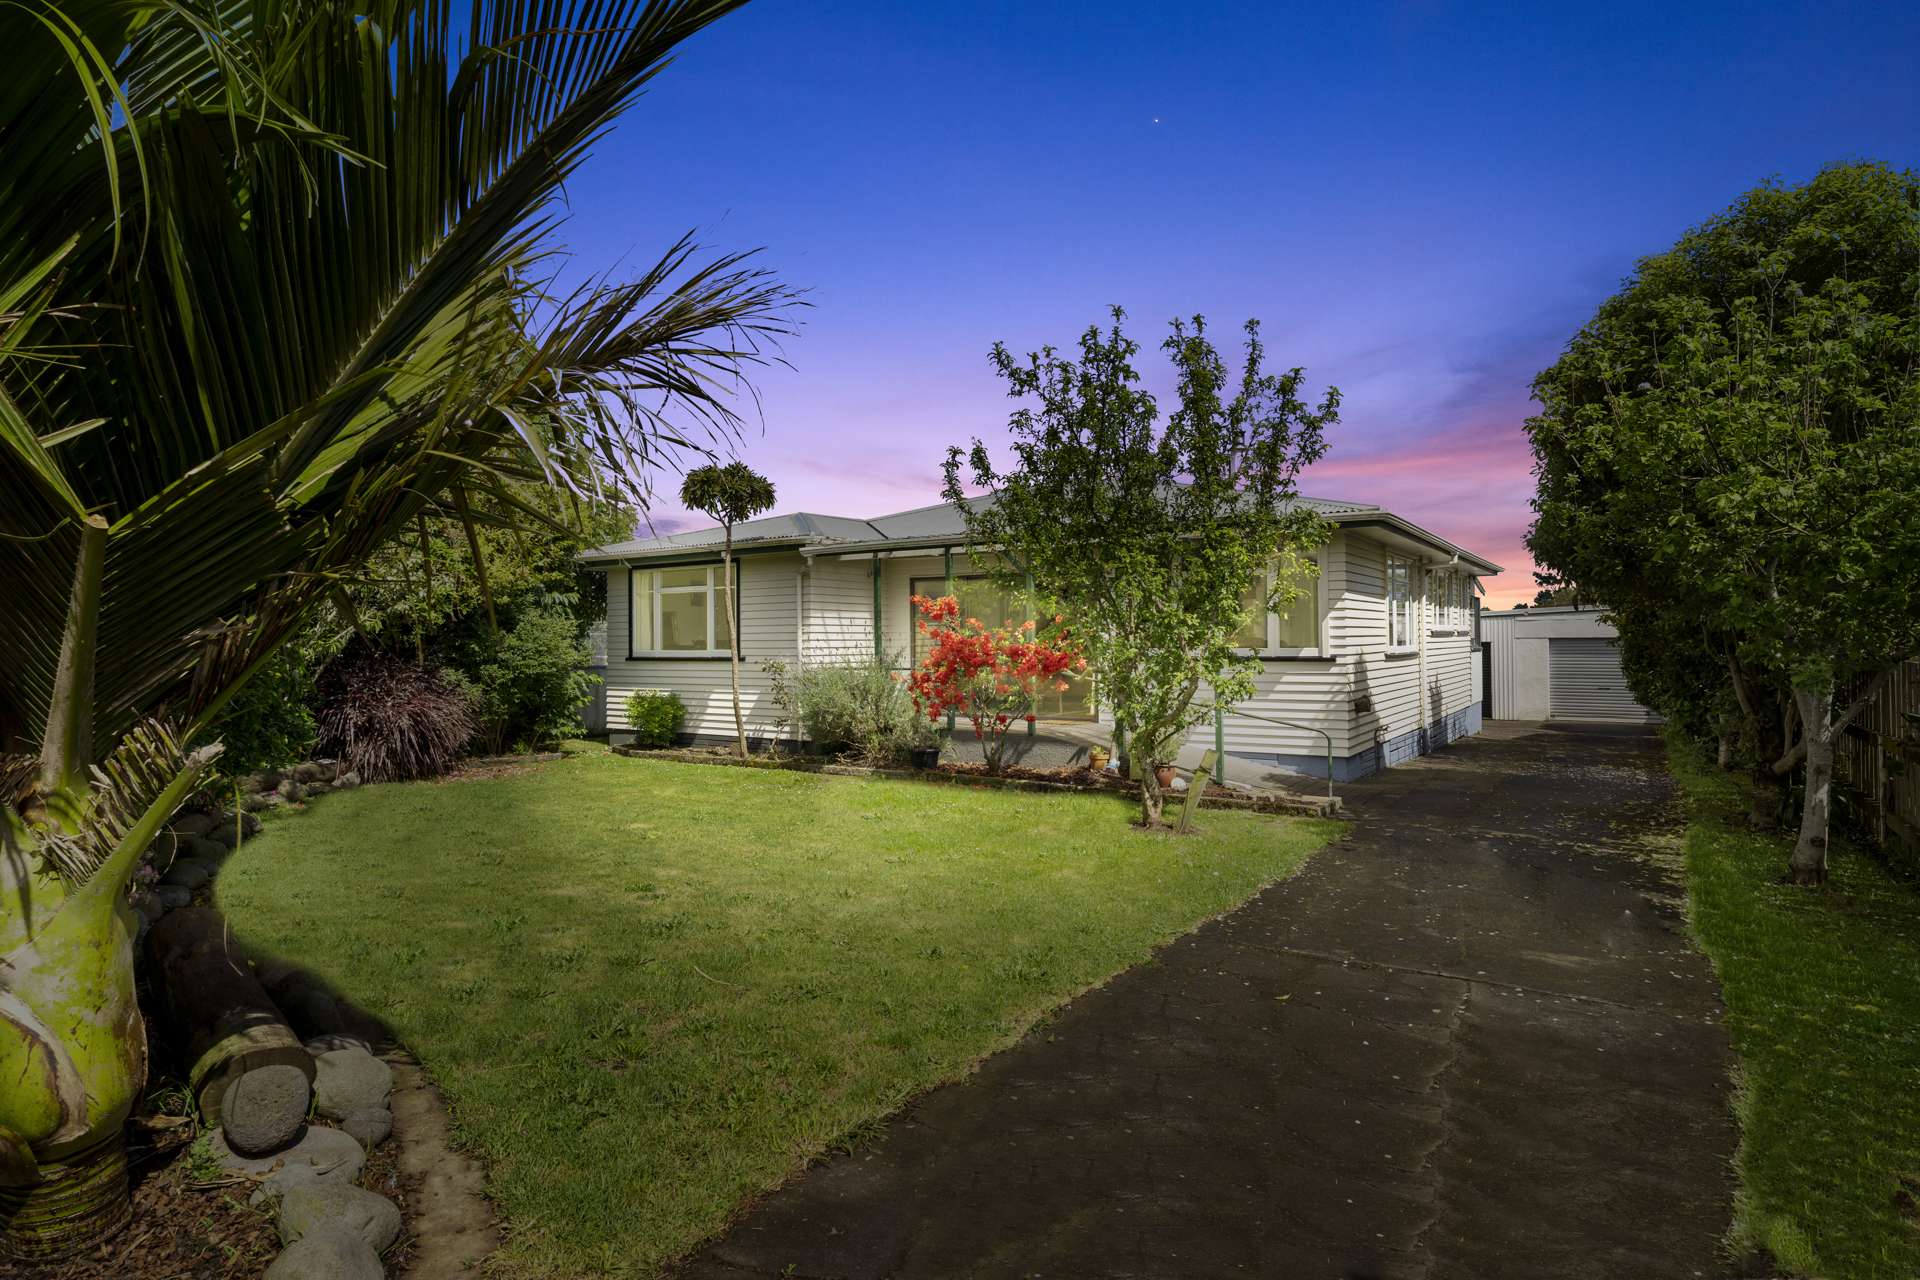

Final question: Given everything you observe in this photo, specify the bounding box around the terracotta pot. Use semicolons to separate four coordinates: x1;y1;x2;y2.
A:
1088;748;1111;772
1154;764;1176;789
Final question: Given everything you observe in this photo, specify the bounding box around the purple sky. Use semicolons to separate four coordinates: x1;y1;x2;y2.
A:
557;1;1918;607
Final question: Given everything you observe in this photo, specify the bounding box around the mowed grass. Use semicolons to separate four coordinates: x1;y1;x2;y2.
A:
1667;734;1920;1278
216;748;1336;1277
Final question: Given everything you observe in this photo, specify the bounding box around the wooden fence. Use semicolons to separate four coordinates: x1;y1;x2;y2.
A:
1834;659;1920;872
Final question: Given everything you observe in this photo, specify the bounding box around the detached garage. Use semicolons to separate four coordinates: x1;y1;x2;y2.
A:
1481;606;1660;723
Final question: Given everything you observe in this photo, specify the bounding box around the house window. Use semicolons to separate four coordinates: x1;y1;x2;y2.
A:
1387;555;1415;649
1430;570;1466;632
630;564;735;656
909;574;1095;719
1235;559;1323;654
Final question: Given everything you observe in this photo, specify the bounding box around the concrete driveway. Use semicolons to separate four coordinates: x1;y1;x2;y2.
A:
678;722;1737;1279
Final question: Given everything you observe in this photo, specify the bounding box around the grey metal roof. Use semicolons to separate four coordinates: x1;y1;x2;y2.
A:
579;493;1497;572
581;511;880;562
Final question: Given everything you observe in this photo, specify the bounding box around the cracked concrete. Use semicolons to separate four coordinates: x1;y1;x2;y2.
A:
675;722;1737;1279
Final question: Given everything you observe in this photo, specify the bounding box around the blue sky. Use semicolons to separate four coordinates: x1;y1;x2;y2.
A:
555;0;1919;603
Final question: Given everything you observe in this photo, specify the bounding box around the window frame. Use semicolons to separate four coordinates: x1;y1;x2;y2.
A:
627;561;739;660
908;572;1097;720
1386;553;1417;653
1234;554;1328;659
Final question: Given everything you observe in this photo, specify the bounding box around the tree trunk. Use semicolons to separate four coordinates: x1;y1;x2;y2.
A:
143;908;314;1125
1787;685;1834;886
724;540;746;758
1716;735;1731;768
1139;765;1165;827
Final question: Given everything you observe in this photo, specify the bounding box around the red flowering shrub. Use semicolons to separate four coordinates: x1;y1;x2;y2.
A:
907;594;1085;773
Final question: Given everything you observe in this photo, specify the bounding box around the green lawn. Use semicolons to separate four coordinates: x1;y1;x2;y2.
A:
216;748;1336;1277
1667;733;1920;1278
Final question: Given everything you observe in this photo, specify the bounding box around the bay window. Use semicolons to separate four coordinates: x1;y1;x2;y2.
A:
630;564;735;657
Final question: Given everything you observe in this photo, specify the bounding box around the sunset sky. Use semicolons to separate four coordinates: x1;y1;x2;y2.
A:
559;1;1918;607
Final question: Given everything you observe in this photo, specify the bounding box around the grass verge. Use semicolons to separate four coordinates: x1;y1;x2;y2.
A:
217;749;1336;1277
1667;731;1920;1277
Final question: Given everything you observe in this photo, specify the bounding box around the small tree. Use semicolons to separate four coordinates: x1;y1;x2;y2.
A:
945;309;1338;826
680;463;777;757
906;595;1084;773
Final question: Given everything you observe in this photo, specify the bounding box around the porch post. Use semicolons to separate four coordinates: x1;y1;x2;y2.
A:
1214;704;1226;784
1024;566;1036;737
943;546;955;733
872;555;882;661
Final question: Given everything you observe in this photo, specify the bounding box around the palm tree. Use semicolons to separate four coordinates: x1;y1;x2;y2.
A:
0;0;794;1259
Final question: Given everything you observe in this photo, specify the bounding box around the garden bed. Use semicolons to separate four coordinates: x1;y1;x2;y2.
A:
612;745;1342;817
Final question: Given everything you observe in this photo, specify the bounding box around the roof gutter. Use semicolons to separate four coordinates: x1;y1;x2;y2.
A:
1332;514;1504;574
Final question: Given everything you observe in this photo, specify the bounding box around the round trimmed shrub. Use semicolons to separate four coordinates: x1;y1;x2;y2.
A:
625;690;686;748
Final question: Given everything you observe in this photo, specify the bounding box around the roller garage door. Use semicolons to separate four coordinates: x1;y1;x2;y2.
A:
1548;637;1656;722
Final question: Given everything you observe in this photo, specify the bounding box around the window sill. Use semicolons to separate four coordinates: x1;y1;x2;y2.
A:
1257;651;1334;661
627;651;736;661
1384;646;1419;657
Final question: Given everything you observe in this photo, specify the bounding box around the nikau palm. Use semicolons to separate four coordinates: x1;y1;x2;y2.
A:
0;0;790;1258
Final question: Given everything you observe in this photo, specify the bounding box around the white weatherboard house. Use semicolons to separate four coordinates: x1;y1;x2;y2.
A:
582;496;1502;783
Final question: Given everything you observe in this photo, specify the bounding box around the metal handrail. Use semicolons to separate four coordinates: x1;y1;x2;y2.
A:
1196;703;1336;800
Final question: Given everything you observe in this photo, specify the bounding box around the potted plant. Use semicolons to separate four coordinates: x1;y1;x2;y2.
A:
908;717;942;770
1153;762;1177;790
1088;745;1111;773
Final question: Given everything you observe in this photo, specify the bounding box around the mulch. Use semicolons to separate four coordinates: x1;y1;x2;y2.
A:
3;1018;414;1280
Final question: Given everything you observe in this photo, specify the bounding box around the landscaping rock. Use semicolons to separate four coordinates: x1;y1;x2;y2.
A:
314;1049;392;1119
169;812;218;839
156;884;193;910
244;791;284;812
244;770;283;795
134;892;166;923
208;822;239;848
278;778;308;803
222;1064;313;1156
263;1223;384;1280
161;858;215;890
305;782;334;798
214;1122;364;1178
215;1125;366;1207
340;1108;392;1150
242;810;263;836
291;761;340;785
306;1032;374;1056
277;1183;402;1252
334;771;360;790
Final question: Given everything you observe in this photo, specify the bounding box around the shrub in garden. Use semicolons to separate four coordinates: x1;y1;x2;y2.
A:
625;690;687;747
315;646;476;782
207;646;318;777
795;655;922;766
907;594;1083;774
451;605;599;754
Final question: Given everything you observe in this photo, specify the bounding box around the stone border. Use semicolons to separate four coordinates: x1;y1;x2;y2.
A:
611;746;1343;818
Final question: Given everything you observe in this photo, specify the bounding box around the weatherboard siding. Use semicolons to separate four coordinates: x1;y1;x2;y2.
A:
601;554;801;741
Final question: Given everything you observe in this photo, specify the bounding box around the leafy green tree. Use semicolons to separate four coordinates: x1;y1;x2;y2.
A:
680;462;777;756
0;0;789;1258
1528;162;1920;884
945;310;1338;826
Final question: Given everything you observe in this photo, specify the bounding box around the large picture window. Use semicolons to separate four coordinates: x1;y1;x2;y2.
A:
630;564;735;657
1387;555;1415;649
909;575;1095;719
1235;559;1324;654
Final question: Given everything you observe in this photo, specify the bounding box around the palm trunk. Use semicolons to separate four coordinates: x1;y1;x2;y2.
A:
1787;685;1833;886
724;539;746;758
2;521;217;1261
